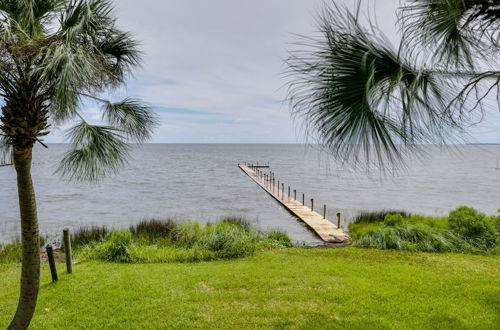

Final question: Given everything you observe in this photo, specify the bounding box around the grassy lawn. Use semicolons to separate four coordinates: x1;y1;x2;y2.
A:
0;248;499;329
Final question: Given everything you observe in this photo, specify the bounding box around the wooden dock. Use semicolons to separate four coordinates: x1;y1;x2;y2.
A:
239;164;350;244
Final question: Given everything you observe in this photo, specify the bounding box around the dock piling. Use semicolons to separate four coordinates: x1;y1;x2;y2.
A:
323;205;327;219
311;198;314;211
336;213;341;229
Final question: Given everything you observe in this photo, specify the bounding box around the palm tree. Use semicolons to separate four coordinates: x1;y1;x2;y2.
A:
285;0;499;167
0;1;156;328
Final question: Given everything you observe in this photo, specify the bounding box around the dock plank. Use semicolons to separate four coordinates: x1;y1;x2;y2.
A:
238;165;350;243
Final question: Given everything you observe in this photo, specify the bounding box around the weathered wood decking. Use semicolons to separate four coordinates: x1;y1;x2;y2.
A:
239;164;350;244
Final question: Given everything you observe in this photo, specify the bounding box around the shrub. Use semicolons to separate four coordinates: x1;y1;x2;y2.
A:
448;206;497;249
263;230;294;248
83;231;132;263
383;214;404;227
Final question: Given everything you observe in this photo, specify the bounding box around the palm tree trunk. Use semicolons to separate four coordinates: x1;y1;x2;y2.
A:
8;147;40;330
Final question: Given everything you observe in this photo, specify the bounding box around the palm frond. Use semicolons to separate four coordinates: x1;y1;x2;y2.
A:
400;0;500;68
57;121;128;181
102;98;157;143
285;2;461;166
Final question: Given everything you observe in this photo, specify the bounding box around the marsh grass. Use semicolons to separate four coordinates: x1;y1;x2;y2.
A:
0;241;22;263
129;219;176;239
353;210;411;224
71;226;109;248
350;207;499;254
80;218;293;263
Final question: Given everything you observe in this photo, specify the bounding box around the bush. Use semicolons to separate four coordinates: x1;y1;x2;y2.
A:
448;206;497;249
263;230;294;248
383;214;404;227
83;231;132;263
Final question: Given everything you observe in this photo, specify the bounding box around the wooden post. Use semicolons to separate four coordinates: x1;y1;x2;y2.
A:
323;205;326;219
336;212;341;229
288;186;290;201
63;229;73;274
272;178;275;193
46;245;58;282
302;193;305;205
281;183;284;200
277;180;280;195
294;189;297;200
311;198;314;211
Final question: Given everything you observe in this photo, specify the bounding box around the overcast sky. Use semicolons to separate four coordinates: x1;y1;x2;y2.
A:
47;0;500;143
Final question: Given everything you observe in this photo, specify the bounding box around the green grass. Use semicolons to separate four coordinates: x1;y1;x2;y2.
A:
1;248;498;329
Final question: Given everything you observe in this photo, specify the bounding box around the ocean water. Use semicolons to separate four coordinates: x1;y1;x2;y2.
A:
1;144;499;244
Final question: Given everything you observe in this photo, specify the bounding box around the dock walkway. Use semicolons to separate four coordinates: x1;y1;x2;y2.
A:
239;164;350;243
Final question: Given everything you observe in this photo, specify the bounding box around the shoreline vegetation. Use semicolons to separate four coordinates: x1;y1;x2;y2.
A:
0;206;500;264
350;206;499;255
1;206;499;265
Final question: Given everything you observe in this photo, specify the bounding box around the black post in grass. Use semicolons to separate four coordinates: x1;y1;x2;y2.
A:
63;229;73;274
46;245;58;282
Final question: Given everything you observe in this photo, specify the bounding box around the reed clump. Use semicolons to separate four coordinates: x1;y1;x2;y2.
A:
350;206;499;254
80;217;293;263
71;226;109;247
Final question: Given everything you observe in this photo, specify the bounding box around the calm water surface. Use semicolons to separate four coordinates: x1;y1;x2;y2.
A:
1;144;499;244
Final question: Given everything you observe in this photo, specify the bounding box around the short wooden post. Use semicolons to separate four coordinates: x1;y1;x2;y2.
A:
281;183;284;200
336;212;341;229
272;178;275;193
288;186;290;201
310;198;314;211
294;189;297;200
323;205;327;219
277;180;280;194
46;245;58;282
302;193;305;205
63;229;73;274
